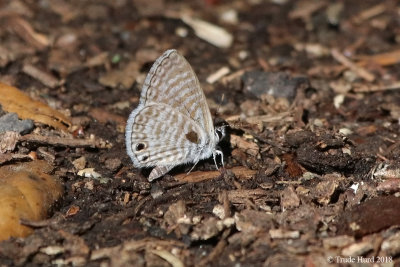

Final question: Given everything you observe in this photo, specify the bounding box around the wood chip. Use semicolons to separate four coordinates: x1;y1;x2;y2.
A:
7;16;49;50
175;169;220;183
230;134;259;157
0;46;14;67
191;217;221;240
0;131;20;153
351;3;386;24
381;232;400;255
280;186;300;210
98;61;139;89
377;179;400;193
373;163;400;179
353;82;400;92
269;229;300;239
175;166;256;183
245;111;293;125
322;235;355;249
227;189;270;204
0;153;33;165
48;49;82;76
235;210;274;233
22;64;62;88
206;66;230;84
341;240;373;256
313;179;339;205
230;166;257;180
84;52;109;68
288;1;327;20
88;108;126;125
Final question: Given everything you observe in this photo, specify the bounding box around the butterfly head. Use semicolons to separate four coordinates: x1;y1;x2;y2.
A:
214;125;226;143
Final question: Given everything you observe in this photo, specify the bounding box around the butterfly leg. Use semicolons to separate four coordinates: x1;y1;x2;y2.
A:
185;149;224;176
148;166;173;182
186;158;201;175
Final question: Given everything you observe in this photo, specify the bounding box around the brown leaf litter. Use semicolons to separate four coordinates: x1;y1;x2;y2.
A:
0;83;71;131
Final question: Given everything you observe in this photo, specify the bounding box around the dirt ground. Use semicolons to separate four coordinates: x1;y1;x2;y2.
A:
1;0;400;266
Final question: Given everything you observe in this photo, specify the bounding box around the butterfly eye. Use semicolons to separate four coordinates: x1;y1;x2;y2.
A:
136;143;146;151
215;126;226;141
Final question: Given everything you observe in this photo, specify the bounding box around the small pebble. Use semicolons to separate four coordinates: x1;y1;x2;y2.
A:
72;156;86;170
105;158;122;171
150;184;164;199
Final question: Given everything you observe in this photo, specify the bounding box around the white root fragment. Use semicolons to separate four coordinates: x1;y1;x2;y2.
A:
181;15;233;48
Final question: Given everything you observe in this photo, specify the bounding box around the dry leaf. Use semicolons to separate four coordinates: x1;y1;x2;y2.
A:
356;49;400;67
0;82;71;131
0;160;63;241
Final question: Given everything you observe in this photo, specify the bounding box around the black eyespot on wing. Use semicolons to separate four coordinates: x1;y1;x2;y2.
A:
141;155;149;161
136;143;145;151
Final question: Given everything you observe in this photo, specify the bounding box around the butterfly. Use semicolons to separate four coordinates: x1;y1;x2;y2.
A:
125;49;224;181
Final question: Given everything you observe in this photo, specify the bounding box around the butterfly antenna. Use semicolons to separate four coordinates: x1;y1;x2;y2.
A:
215;93;225;117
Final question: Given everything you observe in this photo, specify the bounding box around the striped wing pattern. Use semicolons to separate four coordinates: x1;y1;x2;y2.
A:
125;50;217;181
140;50;214;137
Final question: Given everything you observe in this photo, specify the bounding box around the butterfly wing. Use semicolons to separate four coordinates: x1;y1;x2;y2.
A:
139;49;215;139
126;50;220;181
126;103;212;170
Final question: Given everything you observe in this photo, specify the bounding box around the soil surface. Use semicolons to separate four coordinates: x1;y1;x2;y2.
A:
1;0;400;266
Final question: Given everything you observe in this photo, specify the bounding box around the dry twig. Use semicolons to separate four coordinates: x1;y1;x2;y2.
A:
353;82;400;93
20;134;110;148
331;49;375;82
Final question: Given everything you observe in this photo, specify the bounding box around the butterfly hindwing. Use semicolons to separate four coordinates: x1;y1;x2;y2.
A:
126;103;210;168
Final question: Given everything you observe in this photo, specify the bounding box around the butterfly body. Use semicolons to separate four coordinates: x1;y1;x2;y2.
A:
125;49;222;181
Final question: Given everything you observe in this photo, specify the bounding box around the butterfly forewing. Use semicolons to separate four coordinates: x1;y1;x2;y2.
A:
140;50;214;137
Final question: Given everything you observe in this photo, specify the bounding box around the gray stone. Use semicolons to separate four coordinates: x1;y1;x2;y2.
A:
242;71;309;102
0;113;34;134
